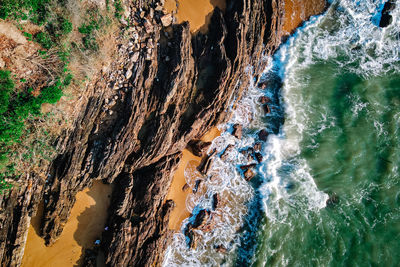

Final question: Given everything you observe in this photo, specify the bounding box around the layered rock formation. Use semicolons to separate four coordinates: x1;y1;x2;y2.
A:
0;0;325;266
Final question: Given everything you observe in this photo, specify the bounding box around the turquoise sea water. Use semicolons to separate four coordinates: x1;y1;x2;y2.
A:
253;0;400;265
164;1;400;266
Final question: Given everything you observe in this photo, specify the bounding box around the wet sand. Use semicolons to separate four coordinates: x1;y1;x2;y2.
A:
167;127;220;230
21;181;112;267
283;0;327;34
165;0;226;33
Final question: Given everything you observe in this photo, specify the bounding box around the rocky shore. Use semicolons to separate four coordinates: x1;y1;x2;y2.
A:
0;0;326;266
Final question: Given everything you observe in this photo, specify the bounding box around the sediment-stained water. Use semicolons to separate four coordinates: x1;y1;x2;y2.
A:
164;0;400;266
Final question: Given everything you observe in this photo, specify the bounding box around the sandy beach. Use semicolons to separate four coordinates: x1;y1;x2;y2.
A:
165;0;226;33
167;127;221;230
21;181;112;267
282;0;326;34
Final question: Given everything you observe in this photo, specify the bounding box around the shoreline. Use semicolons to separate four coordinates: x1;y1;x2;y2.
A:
165;0;328;235
167;127;221;230
164;0;226;33
21;181;112;267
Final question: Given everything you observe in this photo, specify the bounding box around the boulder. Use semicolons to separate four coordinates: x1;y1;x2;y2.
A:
187;140;212;157
191;209;210;229
212;193;219;210
379;0;396;28
232;124;243;139
258;129;269;141
161;14;173;27
244;168;255;181
253;142;262;152
263;104;271;114
258;96;271;104
254;152;263;163
220;144;234;161
193;179;202;193
182;183;190;192
197;149;216;175
215;244;227;253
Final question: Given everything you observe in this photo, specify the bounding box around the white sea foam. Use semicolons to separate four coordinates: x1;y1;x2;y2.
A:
163;0;400;265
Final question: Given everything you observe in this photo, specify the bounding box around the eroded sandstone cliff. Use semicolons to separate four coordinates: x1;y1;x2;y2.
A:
0;0;318;266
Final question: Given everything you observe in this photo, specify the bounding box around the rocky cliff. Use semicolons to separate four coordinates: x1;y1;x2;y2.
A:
1;0;289;266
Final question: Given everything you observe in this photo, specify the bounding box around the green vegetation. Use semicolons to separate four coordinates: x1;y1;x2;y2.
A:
0;69;67;192
0;0;50;24
34;31;53;49
0;0;122;193
113;0;123;19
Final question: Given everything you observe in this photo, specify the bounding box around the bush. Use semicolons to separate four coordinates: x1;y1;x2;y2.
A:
0;69;65;190
47;15;73;38
39;83;63;104
0;0;50;25
0;70;14;114
34;31;53;49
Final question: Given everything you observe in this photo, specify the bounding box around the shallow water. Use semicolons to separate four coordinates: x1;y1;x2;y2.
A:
164;0;400;266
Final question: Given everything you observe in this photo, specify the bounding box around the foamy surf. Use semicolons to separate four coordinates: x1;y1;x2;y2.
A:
164;0;400;265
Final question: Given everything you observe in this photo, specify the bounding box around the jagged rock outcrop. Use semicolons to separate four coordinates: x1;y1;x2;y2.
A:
0;0;327;266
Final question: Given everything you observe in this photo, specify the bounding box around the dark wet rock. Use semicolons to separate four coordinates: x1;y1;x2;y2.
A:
258;96;271;104
232;124;243;139
263;104;271;114
185;229;198;249
215;244;227;253
257;81;268;89
240;164;257;181
326;192;340;206
253;142;262;152
182;183;190;192
197;150;217;175
187;140;212;157
191;209;211;229
244;168;256;181
212;193;220;210
254;152;263;163
220;144;235;161
193;179;202;193
379;0;396;28
258;129;269;141
240;163;257;171
240;147;255;162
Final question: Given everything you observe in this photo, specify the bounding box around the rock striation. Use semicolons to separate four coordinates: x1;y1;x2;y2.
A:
0;0;325;266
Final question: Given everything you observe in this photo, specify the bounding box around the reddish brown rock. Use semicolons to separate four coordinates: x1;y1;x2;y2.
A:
254;142;262;152
232;124;243;139
212;193;220;210
259;96;271;104
197;149;217;175
220;144;235;161
263;104;271;114
215;244;227;253
187;140;212;157
258;129;269;141
254;152;263;163
244;168;256;181
240;164;257;171
182;183;190;192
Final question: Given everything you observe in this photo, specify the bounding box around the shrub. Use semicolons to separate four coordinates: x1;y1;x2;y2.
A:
39;83;63;104
0;0;50;25
35;31;53;49
0;70;14;114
